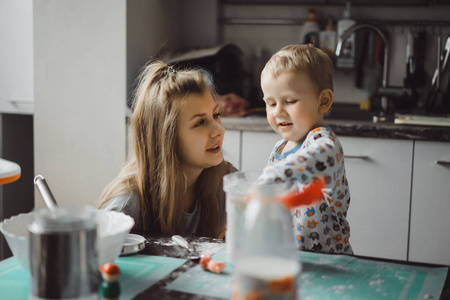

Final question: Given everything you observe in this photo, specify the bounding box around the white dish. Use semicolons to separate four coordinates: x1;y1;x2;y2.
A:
121;233;146;256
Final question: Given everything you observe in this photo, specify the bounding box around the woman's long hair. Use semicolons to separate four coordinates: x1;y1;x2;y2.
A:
98;61;232;237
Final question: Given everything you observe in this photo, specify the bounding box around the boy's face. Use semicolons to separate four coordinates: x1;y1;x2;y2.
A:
261;71;324;144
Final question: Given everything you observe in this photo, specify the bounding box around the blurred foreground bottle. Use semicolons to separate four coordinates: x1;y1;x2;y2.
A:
223;171;261;265
232;182;300;300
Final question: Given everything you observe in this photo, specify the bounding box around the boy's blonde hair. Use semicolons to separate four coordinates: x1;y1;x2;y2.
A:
98;61;233;237
261;44;333;95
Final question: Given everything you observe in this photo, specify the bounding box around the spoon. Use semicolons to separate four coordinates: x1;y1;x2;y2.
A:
34;175;58;211
172;235;200;260
280;178;326;209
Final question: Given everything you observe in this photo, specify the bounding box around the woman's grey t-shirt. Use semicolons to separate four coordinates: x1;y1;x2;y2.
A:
100;189;226;236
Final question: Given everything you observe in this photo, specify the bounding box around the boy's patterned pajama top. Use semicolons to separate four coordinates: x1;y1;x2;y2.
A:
259;126;353;255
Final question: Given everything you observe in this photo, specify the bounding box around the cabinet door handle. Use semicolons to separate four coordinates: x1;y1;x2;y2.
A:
7;99;34;104
344;155;370;160
437;160;450;166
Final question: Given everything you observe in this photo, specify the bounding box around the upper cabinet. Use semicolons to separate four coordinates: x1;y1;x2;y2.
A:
0;0;34;115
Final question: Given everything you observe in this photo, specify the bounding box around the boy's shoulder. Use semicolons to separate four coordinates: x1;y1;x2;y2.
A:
306;126;337;142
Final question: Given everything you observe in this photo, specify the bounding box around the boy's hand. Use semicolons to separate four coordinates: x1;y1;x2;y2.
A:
217;225;227;240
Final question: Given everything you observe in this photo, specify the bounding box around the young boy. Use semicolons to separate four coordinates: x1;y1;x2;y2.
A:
258;44;353;255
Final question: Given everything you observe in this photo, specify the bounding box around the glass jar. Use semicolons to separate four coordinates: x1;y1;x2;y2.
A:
232;182;301;300
223;170;261;265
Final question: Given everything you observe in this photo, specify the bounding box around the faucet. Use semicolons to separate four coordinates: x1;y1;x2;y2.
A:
335;24;389;116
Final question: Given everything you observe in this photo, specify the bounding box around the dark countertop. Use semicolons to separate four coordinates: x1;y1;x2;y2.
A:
325;119;450;142
221;116;450;142
132;235;450;300
134;235;224;300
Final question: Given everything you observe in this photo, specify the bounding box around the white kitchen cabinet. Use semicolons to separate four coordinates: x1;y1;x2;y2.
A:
223;129;242;170
229;126;450;263
339;137;413;261
241;131;280;172
409;141;450;265
239;132;414;260
0;0;34;114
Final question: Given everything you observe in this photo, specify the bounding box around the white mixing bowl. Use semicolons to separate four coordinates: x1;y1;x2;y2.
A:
0;209;135;270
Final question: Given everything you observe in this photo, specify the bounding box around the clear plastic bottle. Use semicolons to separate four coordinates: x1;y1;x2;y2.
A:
319;16;337;58
336;1;356;68
299;9;320;46
232;182;301;300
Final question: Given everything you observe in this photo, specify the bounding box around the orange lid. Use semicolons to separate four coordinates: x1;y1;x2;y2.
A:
99;262;121;276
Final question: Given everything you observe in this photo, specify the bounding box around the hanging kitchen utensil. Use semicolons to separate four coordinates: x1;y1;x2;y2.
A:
412;31;428;87
34;175;58;211
426;35;450;112
404;31;415;88
355;29;370;89
394;30;419;110
441;65;450;113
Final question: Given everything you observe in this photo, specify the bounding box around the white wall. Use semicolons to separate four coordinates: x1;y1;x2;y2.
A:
34;0;127;207
181;0;219;48
127;0;182;103
33;0;187;208
0;0;34;114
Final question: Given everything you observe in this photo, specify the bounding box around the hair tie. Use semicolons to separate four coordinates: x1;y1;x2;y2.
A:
164;65;177;76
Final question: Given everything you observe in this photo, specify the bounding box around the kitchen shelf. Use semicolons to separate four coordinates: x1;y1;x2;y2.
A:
219;17;303;25
219;18;450;28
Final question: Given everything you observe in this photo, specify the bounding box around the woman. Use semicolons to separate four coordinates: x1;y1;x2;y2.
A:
97;61;236;238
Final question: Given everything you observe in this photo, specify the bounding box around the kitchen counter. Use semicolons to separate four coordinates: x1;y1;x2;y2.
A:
222;116;450;142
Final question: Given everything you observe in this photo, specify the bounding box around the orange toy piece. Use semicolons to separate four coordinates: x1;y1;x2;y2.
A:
281;177;326;209
99;263;121;300
268;275;295;294
199;254;226;274
99;262;121;282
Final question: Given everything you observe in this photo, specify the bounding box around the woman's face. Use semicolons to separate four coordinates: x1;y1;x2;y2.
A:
177;91;225;175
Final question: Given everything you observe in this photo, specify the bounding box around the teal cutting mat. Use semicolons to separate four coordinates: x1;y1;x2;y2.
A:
167;249;448;300
0;255;186;300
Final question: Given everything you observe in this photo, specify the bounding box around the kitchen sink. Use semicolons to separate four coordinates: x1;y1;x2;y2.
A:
394;114;450;127
326;104;450;126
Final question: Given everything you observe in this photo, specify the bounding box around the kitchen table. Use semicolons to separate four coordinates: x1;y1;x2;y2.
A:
133;235;450;300
0;235;449;300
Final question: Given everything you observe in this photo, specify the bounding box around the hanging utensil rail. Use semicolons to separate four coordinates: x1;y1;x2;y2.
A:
219;18;450;28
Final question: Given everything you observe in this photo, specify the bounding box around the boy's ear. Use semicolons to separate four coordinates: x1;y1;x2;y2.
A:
318;89;333;114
